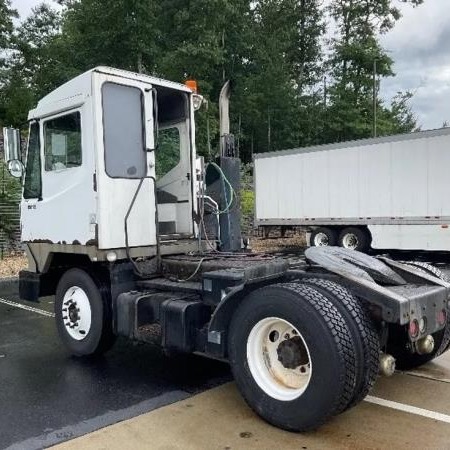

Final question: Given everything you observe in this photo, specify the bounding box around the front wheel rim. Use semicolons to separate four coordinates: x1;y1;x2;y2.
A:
247;317;312;401
62;286;92;340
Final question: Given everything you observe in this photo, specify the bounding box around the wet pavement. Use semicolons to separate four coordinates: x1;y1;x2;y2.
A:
0;290;231;450
2;283;450;449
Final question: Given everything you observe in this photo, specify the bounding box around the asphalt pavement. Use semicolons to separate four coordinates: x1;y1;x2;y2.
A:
2;283;450;449
0;289;231;450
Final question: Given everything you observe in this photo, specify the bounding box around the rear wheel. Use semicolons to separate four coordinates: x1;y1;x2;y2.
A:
338;227;370;252
300;278;380;408
310;227;337;247
228;283;357;431
55;268;116;357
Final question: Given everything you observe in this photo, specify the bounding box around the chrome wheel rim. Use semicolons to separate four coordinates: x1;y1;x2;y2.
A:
342;233;358;250
313;232;329;247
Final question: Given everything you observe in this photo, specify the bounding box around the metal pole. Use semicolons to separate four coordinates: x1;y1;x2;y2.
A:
373;59;377;138
267;107;271;152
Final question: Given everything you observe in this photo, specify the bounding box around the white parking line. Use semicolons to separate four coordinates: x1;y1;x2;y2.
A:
0;297;55;318
365;395;450;424
404;370;450;384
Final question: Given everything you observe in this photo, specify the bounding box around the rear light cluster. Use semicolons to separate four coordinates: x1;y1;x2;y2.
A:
409;309;447;339
437;309;447;326
409;319;420;338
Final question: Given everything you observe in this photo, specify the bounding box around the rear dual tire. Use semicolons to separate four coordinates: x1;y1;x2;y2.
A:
228;282;369;431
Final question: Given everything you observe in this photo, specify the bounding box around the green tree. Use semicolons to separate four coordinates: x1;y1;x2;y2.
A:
0;0;18;125
61;0;160;73
235;0;326;159
1;3;65;126
326;0;422;142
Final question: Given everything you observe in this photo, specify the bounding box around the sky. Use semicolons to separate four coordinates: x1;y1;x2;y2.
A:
11;0;450;130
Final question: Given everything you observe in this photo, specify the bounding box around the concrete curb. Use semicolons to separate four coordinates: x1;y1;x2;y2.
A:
0;276;19;295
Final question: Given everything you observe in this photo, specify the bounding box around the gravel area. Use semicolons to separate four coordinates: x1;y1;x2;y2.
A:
251;233;306;254
0;254;27;278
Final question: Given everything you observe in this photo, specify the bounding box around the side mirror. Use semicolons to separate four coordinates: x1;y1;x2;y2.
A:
3;127;23;178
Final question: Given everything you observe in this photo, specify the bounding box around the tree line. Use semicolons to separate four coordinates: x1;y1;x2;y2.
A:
0;0;424;162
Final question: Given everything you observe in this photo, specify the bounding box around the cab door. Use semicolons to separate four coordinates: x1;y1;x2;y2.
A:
93;72;156;250
21;108;96;245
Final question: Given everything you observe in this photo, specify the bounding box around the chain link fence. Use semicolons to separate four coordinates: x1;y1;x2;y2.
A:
0;135;22;259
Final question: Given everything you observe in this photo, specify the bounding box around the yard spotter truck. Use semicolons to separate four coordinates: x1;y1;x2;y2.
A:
254;128;450;252
3;67;450;432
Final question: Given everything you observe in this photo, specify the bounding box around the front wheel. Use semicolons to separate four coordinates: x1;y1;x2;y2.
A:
55;268;116;357
228;283;357;431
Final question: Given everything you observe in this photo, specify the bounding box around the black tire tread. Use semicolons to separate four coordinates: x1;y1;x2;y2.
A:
228;281;357;431
275;283;357;420
300;278;380;407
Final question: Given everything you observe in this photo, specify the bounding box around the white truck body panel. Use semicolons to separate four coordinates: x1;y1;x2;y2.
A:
22;67;196;250
254;128;450;250
22;72;96;245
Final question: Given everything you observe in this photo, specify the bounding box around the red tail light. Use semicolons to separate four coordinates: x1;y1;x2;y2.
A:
409;319;420;338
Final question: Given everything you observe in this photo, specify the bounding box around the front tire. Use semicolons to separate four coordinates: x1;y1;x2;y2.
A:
228;283;357;431
55;268;116;357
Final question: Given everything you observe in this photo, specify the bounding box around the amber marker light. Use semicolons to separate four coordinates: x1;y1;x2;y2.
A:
185;80;198;93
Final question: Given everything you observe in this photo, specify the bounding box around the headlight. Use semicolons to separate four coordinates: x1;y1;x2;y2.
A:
193;94;204;111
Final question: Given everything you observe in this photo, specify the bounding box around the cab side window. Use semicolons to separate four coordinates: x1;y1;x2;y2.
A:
23;122;42;199
44;112;82;171
156;127;180;180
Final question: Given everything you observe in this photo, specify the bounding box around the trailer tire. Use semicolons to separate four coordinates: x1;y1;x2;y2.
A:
388;262;450;369
310;227;337;247
300;278;380;408
228;282;356;431
55;268;116;357
338;227;370;252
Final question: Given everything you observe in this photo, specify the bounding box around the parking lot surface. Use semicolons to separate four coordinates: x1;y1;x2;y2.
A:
0;290;230;450
1;286;450;449
52;356;450;450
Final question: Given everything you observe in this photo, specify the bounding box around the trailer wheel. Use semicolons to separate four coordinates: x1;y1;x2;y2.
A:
300;278;380;409
55;268;116;357
338;227;370;252
228;283;356;431
310;227;337;247
388;262;450;369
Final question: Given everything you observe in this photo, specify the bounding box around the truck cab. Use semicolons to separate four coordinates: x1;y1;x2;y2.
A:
19;67;201;273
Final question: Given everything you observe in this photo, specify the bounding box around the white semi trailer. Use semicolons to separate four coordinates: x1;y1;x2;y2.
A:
254;128;450;252
3;67;450;432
